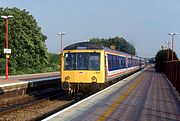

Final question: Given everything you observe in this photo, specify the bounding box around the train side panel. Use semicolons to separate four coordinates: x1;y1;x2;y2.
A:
105;51;141;82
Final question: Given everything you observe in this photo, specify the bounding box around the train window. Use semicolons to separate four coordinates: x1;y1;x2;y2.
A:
64;53;76;70
89;53;100;70
128;58;131;67
107;55;131;70
116;56;119;69
64;52;100;70
112;55;116;69
121;57;126;68
108;55;112;70
116;56;121;69
77;53;89;70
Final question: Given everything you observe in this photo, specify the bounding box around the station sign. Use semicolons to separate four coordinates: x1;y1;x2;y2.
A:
4;48;11;54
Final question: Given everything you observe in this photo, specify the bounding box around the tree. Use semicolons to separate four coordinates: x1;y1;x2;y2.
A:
155;49;178;72
48;53;60;71
0;7;49;75
89;36;136;55
149;57;155;64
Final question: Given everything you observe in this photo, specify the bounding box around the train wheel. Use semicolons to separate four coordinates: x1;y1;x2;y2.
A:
68;89;75;99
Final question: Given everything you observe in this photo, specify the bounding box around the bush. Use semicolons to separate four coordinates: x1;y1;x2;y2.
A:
16;70;25;75
9;67;16;75
0;59;5;75
155;49;178;72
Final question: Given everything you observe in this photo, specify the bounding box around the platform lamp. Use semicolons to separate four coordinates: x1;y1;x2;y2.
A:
58;32;66;74
165;41;171;61
1;15;14;80
168;33;178;61
58;32;66;54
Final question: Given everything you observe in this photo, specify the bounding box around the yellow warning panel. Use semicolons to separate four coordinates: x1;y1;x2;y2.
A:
6;55;9;58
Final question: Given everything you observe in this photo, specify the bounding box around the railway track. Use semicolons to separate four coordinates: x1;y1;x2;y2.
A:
0;87;75;121
0;87;63;114
0;70;141;121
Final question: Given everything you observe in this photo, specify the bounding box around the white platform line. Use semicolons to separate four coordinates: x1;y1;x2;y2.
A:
0;72;60;79
0;77;60;88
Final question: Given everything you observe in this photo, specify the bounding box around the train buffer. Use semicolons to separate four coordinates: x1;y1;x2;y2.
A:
43;67;180;121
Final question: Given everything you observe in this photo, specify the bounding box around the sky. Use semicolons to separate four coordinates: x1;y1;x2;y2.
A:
1;0;180;58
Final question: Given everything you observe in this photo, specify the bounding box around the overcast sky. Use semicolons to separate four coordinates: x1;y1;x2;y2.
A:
1;0;180;58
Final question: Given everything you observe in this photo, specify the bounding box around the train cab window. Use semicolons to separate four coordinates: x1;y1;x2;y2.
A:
64;52;100;70
89;53;100;70
77;53;89;70
64;53;76;70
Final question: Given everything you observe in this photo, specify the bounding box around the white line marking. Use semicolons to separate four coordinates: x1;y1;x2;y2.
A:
0;77;60;88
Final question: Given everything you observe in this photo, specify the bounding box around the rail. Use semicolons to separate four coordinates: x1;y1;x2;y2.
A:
164;60;180;94
0;87;64;115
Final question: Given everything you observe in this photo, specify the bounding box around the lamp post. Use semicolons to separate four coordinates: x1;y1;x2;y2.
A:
165;41;171;61
1;15;13;80
168;32;178;61
58;32;66;73
58;32;66;54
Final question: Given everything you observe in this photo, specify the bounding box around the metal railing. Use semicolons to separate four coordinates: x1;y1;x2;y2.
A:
164;60;180;93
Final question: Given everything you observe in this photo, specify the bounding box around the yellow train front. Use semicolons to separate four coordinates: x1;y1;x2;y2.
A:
61;42;105;93
61;42;144;94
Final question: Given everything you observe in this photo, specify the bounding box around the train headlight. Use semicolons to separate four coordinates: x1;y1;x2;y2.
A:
91;76;97;82
65;76;70;81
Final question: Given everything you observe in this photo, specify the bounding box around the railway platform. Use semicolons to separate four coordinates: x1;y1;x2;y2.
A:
43;67;180;121
0;72;60;98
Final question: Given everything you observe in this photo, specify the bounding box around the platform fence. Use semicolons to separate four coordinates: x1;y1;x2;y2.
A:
164;60;180;94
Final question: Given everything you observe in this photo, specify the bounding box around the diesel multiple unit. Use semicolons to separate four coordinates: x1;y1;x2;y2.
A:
61;42;145;93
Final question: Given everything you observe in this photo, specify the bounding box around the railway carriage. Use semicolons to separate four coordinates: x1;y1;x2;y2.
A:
61;42;145;94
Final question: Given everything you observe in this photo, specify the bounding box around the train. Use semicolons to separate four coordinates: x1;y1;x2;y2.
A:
60;42;145;95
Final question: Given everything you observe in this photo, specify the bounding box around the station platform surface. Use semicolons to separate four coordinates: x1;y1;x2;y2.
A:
43;67;180;121
0;72;60;88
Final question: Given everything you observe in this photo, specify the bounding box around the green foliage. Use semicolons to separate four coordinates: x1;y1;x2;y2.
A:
0;59;5;75
49;53;60;64
89;36;136;55
0;7;49;75
155;49;178;72
48;53;60;71
149;57;155;64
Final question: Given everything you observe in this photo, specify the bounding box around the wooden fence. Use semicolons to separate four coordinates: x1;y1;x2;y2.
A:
164;60;180;93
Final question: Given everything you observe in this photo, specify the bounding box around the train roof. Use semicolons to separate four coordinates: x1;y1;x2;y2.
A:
63;42;138;58
64;42;104;50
